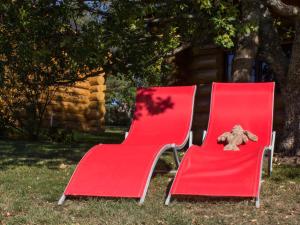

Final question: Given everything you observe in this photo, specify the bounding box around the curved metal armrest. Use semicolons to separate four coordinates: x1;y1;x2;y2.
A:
267;131;276;176
202;130;207;143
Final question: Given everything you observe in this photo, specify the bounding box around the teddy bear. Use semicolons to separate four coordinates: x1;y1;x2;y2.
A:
217;125;258;151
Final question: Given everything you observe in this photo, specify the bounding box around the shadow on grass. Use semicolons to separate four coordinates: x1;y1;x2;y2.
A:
169;195;256;205
0;127;177;173
63;195;139;205
0;128;126;170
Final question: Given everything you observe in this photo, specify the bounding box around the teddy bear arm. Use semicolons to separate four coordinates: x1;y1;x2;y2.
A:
245;131;258;141
242;134;249;143
217;132;232;142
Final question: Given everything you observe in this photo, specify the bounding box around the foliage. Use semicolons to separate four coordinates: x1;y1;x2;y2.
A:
0;0;106;139
0;0;270;141
105;75;136;126
47;127;75;144
103;0;239;79
100;0;239;124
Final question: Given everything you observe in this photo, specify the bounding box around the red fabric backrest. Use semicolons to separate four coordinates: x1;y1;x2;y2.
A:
203;82;275;151
123;86;196;146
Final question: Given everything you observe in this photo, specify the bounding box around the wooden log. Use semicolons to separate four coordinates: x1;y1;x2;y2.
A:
40;71;106;133
50;95;90;105
86;118;105;127
41;95;89;105
191;46;221;57
88;75;105;86
88;100;105;110
99;103;106;114
44;112;86;122
48;102;87;114
90;85;106;93
188;55;217;70
188;69;218;83
87;103;106;116
192;113;209;128
194;98;210;113
89;92;105;101
48;101;86;108
196;84;212;97
55;87;91;97
84;104;105;114
74;81;91;90
84;111;104;120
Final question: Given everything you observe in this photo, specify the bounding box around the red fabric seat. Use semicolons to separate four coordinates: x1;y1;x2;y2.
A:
60;86;196;203
167;83;275;206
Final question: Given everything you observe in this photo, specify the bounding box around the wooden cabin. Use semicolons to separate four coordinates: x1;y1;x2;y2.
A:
44;72;106;133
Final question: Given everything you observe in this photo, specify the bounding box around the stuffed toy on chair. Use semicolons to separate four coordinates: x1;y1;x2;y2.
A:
217;125;258;151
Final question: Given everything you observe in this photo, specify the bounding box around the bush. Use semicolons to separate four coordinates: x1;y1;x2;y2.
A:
47;127;74;144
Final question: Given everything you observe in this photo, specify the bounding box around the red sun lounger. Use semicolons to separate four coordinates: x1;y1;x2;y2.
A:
166;83;275;208
58;86;196;205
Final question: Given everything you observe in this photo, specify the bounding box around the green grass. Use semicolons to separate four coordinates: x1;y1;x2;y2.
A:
0;128;299;225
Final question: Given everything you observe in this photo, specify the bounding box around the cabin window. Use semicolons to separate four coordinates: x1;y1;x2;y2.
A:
225;52;256;82
225;44;292;83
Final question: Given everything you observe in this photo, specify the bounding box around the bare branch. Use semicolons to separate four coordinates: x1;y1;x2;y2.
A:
54;70;104;85
165;43;191;57
266;0;300;17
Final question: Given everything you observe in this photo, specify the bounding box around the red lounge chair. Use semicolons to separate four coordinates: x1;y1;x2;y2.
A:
58;86;196;205
166;83;275;208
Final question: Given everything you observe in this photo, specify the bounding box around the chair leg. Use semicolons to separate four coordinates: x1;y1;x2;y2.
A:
202;130;207;143
268;131;276;176
165;194;171;205
267;150;272;176
189;131;193;147
139;195;145;205
255;197;260;208
173;148;180;168
58;194;66;205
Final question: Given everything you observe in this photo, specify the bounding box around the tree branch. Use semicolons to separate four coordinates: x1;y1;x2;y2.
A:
54;69;104;85
266;0;300;17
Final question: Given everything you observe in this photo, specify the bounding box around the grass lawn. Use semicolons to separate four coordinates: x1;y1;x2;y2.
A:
0;127;299;225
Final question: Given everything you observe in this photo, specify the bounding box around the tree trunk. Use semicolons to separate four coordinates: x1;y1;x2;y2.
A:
232;0;261;82
280;18;300;156
258;6;289;86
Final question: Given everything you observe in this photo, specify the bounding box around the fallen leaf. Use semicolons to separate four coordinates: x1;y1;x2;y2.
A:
5;212;12;217
59;163;67;169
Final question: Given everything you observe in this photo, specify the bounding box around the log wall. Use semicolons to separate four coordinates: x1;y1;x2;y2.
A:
44;74;106;133
174;46;225;144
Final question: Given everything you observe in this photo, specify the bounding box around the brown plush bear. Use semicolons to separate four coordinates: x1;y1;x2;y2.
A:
217;125;258;151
